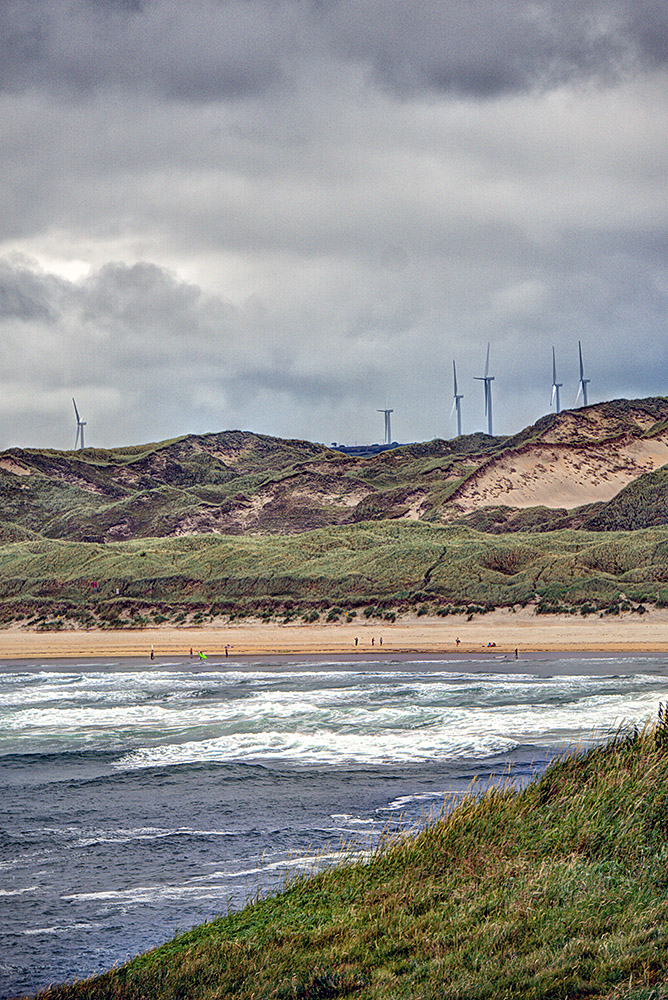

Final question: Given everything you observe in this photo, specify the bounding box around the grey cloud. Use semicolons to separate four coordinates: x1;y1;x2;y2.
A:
0;0;666;104
323;0;668;97
0;258;387;448
0;0;291;101
0;258;60;321
0;1;666;452
1;220;667;452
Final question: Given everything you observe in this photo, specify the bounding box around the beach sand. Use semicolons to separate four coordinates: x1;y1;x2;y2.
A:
2;607;668;660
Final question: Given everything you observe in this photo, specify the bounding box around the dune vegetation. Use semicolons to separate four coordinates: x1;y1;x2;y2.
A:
2;521;668;628
1;398;668;547
29;721;668;1000
2;398;668;624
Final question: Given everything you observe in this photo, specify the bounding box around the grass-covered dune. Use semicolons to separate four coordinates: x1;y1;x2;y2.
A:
32;724;668;1000
3;397;668;545
4;521;668;625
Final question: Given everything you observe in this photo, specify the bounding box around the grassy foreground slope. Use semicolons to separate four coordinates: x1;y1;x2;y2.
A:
33;725;668;1000
3;521;668;623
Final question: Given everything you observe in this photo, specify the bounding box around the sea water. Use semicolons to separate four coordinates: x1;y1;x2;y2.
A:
1;653;667;999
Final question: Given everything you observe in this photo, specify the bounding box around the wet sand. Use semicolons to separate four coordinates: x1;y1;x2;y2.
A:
2;607;668;660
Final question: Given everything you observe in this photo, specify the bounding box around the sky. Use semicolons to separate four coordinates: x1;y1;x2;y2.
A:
1;0;667;450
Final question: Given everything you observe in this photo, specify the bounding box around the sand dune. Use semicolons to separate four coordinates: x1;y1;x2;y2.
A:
449;433;668;512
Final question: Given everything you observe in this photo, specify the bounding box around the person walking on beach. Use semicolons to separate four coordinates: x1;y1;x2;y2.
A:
379;636;383;646
354;637;358;646
371;637;375;646
150;645;154;661
455;637;460;648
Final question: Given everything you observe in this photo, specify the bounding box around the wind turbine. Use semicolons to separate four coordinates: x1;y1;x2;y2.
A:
474;342;495;436
451;360;464;437
576;340;590;407
550;346;562;413
72;398;86;450
377;408;393;445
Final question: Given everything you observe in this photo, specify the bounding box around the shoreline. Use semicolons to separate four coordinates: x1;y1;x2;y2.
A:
2;607;668;660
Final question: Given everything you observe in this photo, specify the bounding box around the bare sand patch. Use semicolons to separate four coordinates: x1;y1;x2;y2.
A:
451;434;668;512
0;459;31;476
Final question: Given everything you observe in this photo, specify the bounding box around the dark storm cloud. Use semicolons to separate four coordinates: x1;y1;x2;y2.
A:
1;0;667;102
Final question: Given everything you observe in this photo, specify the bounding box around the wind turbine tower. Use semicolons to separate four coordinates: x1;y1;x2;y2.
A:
377;408;393;445
72;398;86;450
576;340;590;407
451;360;463;437
474;343;495;436
551;346;563;413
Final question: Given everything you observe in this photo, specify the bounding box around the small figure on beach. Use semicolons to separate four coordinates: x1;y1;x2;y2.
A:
455;637;460;647
515;648;518;659
225;645;230;657
150;645;154;661
354;637;358;646
379;636;383;646
198;650;207;660
371;637;375;646
190;647;193;658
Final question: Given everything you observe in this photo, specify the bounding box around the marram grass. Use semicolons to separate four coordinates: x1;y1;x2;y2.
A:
4;522;668;617
28;722;668;1000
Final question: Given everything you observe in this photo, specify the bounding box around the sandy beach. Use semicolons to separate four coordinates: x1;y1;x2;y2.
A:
2;607;668;660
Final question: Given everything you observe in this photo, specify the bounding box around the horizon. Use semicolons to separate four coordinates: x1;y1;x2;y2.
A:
2;391;667;456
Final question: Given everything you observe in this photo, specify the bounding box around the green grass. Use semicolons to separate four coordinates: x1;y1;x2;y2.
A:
3;520;668;619
30;723;668;1000
581;466;668;531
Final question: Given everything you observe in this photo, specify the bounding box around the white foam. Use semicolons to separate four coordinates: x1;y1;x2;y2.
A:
35;825;239;847
62;884;235;904
330;814;377;826
383;791;449;811
219;848;371;879
113;726;519;769
0;885;39;896
22;922;102;936
3;662;667;769
72;826;238;847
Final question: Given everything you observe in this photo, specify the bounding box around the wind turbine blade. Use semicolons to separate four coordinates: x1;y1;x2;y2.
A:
550;384;556;406
450;399;457;417
578;340;584;380
72;397;80;422
575;383;582;404
552;346;557;384
484;342;490;378
484;382;489;416
453;360;458;396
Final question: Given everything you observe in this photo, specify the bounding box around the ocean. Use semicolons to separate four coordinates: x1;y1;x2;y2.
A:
1;652;667;999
